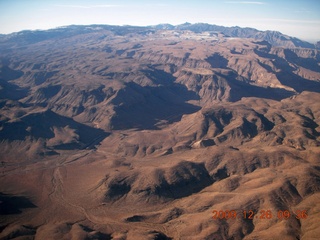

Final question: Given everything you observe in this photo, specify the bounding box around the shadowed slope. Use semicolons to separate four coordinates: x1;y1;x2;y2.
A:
0;24;320;240
0;109;109;161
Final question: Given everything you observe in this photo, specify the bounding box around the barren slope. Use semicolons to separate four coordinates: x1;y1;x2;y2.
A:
0;25;320;240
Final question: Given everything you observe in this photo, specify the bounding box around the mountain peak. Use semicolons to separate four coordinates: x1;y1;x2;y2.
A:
180;22;192;26
0;23;316;49
152;23;314;49
0;19;320;240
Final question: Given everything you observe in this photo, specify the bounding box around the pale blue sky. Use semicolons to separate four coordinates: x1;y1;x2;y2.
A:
1;0;320;42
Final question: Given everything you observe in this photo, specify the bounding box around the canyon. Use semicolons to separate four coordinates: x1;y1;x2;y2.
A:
0;23;320;239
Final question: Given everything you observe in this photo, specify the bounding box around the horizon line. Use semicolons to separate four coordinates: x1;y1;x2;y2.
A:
0;22;318;42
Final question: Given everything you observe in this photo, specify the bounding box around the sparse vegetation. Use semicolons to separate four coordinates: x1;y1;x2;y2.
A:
0;24;320;239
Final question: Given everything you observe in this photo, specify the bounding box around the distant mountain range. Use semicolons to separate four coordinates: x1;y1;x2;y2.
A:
0;23;318;49
154;22;317;49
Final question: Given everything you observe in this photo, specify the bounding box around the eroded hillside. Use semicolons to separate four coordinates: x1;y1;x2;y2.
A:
0;25;320;240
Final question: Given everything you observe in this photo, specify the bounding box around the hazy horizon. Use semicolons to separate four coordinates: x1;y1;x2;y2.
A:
1;0;320;42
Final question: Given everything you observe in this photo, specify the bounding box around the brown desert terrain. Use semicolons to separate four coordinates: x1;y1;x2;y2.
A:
0;24;320;239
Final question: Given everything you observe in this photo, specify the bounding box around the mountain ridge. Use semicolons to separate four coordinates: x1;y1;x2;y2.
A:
0;22;320;239
0;22;318;49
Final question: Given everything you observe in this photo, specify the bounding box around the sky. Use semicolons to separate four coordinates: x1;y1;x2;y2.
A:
1;0;320;42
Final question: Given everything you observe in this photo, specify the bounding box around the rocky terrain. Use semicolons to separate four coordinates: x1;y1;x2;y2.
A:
0;23;320;239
